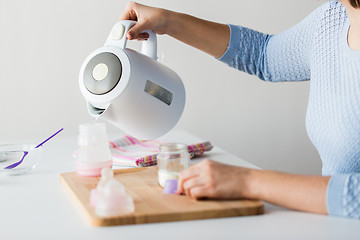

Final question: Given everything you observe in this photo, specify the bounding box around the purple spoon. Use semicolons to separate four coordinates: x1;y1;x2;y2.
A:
4;128;64;169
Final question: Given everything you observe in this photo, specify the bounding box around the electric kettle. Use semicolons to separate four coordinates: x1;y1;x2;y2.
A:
79;20;186;140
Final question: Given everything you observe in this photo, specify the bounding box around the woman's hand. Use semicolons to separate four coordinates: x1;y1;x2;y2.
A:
178;159;330;215
118;1;171;40
177;159;254;200
118;1;230;58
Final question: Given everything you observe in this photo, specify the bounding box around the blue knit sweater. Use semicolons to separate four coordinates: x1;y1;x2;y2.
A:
218;1;360;218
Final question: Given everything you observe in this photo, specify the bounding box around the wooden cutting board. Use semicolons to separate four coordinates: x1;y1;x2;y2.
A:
60;167;264;226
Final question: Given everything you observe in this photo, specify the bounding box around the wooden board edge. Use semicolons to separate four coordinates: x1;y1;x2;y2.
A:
94;200;264;226
103;207;263;226
59;173;100;226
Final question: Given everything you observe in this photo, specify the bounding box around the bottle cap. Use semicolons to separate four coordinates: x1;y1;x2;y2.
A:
163;179;178;194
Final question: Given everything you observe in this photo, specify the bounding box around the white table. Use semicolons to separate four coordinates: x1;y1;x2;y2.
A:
1;129;359;240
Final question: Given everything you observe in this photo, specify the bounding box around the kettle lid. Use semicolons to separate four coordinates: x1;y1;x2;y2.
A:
83;52;122;95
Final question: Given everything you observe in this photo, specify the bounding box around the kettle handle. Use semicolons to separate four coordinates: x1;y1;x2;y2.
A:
105;20;157;60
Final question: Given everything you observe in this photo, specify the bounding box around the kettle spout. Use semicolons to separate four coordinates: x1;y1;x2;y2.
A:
87;102;106;117
86;102;120;132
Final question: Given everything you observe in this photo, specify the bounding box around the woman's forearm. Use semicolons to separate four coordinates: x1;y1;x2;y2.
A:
119;2;230;58
166;11;230;58
178;160;330;214
248;169;331;214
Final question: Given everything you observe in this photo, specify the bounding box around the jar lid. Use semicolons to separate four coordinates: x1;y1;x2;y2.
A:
159;143;187;152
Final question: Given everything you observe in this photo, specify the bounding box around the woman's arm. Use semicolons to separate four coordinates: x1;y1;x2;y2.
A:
120;2;330;82
119;1;230;58
166;13;230;59
177;159;330;214
249;168;330;214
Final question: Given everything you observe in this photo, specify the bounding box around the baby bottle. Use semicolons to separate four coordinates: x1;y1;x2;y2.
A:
157;143;190;188
75;123;113;177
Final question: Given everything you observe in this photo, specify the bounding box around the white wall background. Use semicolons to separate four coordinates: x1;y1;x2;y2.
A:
0;0;325;174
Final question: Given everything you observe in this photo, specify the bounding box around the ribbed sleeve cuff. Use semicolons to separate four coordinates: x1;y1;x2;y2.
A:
326;175;348;217
217;24;241;63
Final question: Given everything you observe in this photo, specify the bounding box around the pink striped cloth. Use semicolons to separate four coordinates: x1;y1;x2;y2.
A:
109;135;213;167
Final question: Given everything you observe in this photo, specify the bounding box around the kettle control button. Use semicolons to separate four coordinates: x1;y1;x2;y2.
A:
92;63;109;81
110;23;125;40
84;52;122;95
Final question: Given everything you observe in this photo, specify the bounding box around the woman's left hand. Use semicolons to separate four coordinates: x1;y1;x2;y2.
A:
177;159;253;199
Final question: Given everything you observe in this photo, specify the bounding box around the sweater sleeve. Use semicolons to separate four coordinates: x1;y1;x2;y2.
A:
217;4;325;82
327;174;360;219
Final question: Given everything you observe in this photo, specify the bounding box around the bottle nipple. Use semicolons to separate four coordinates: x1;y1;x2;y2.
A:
90;167;134;217
97;167;114;191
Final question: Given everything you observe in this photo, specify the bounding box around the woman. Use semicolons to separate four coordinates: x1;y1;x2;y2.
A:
119;0;360;218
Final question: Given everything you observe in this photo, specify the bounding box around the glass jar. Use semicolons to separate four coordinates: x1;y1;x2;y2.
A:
157;143;190;188
74;123;113;177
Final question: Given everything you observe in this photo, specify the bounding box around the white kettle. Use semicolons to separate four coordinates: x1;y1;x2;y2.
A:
79;20;186;140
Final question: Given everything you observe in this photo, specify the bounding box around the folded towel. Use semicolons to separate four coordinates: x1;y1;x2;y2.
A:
109;135;213;167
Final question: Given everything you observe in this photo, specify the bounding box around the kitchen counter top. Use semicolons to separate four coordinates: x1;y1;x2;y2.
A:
1;129;359;240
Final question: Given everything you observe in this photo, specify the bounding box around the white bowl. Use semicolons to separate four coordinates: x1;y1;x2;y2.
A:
0;144;43;175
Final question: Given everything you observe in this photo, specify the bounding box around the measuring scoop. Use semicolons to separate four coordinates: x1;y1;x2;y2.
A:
4;128;63;169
